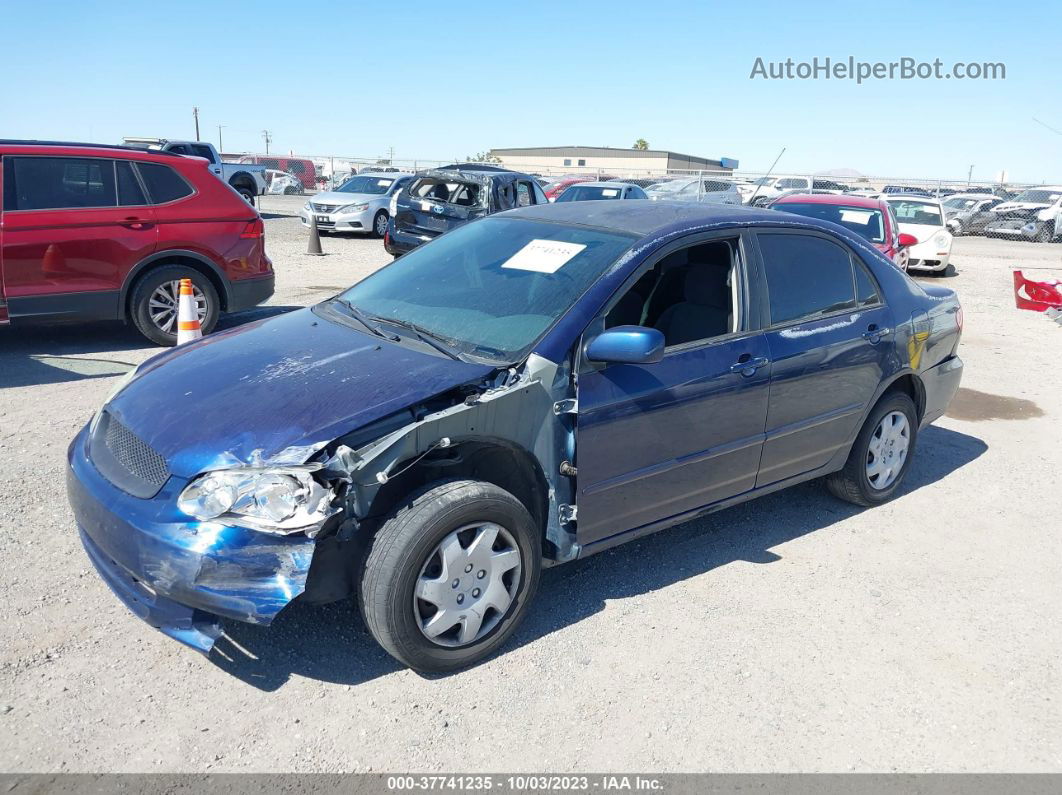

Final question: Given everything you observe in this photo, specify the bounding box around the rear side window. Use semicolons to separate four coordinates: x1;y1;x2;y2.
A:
137;162;193;204
854;261;881;307
116;161;147;205
189;144;215;162
9;157;117;210
758;233;858;325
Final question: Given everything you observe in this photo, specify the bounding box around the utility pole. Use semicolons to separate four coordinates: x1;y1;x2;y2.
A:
968;165;974;185
262;130;272;155
193;107;200;141
217;125;225;153
387;145;395;164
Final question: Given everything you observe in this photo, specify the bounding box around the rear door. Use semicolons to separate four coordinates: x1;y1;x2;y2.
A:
1;156;157;320
752;230;893;486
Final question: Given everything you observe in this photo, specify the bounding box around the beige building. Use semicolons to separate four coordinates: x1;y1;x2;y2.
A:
489;146;738;177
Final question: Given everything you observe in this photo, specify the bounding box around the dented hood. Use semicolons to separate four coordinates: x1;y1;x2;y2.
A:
107;307;494;478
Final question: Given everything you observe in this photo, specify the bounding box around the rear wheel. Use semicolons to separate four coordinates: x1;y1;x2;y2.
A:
826;391;918;507
129;264;220;346
1034;222;1054;243
359;480;541;672
234;184;256;204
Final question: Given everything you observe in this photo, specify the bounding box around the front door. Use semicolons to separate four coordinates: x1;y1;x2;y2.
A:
574;233;771;548
753;230;894;486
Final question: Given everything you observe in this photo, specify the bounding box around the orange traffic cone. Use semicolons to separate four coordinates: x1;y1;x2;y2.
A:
176;278;203;345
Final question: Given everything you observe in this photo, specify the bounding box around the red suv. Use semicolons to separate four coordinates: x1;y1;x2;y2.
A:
0;141;274;345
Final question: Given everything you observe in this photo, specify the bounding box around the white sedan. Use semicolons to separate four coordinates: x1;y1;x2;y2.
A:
885;196;953;274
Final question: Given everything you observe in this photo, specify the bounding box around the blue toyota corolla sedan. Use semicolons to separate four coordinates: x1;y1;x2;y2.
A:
66;201;964;672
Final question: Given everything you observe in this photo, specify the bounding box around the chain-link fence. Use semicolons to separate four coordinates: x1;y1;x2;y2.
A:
231;151;1044;199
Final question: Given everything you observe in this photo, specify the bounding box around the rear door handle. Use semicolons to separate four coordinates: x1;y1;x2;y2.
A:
730;355;770;376
863;325;893;342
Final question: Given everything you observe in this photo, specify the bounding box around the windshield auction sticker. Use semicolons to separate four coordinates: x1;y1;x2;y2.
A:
502;240;587;274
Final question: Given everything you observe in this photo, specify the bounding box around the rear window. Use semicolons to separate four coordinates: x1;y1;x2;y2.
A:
137;162;194;204
556;185;624;202
410;177;484;207
888;200;943;226
776;201;885;243
7;157;117;210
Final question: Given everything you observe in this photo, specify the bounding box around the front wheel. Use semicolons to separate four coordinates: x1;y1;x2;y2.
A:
372;211;389;238
826;391;918;507
1034;222;1054;243
359;480;541;673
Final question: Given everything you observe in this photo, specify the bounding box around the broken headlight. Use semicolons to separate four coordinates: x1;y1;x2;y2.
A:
177;468;337;535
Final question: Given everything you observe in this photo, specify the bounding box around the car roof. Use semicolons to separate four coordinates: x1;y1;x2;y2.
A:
884;195;941;204
0;139;184;159
501;199;783;236
773;193;884;209
566;181;637;189
355;171;413;178
946;192;1001;200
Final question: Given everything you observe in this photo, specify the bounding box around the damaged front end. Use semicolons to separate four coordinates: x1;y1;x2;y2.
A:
66;352;576;655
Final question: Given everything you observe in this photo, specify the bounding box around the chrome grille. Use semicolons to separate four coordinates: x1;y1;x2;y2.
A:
104;416;169;489
311;202;337;213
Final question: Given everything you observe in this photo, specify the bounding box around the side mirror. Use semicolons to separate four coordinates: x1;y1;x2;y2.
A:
898;232;919;248
585;325;665;365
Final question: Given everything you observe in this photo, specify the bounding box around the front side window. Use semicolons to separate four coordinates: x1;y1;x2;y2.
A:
337;217;634;362
9;157;117;210
136;162;194;204
758;233;858;325
605;239;738;348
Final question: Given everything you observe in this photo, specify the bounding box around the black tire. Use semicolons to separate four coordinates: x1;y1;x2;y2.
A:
1034;222;1054;243
359;479;541;673
235;185;256;204
129;264;220;347
826;391;919;507
284;186;297;195
372;210;389;238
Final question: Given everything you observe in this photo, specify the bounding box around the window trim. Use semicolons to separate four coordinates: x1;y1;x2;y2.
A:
750;228;886;332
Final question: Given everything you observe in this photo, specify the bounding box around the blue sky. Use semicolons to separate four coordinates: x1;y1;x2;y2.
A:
3;0;1060;182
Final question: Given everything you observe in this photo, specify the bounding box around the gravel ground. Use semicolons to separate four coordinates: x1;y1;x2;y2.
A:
1;194;1060;773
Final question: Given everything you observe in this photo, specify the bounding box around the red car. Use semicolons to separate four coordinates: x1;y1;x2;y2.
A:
544;175;613;202
0;141;274;345
770;193;916;269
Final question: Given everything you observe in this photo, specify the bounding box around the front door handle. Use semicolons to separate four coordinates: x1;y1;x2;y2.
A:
730;355;770;376
121;217;152;230
862;325;893;343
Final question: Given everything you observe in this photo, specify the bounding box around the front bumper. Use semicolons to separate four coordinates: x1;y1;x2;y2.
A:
907;240;952;271
299;207;375;233
66;425;315;653
985;218;1051;239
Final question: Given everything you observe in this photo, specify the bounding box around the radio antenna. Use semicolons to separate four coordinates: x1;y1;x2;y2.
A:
747;146;787;205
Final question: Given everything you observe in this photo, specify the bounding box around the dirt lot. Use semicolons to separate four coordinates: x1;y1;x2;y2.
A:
2;195;1060;773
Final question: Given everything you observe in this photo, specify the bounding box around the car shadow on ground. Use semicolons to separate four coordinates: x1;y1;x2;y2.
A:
0;306;302;388
210;424;987;692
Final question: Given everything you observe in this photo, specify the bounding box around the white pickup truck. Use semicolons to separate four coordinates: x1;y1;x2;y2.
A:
122;138;267;203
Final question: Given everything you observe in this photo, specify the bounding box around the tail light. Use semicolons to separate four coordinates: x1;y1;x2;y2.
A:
240;218;264;239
